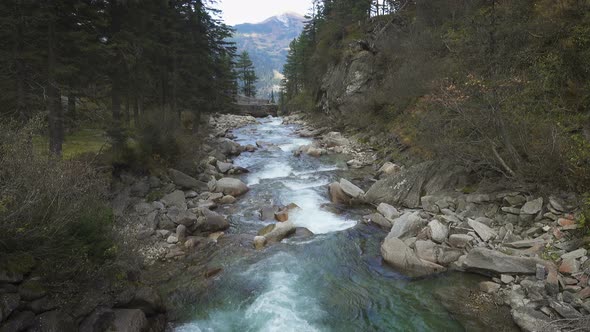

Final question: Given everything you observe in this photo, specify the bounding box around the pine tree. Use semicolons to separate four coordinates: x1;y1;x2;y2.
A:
236;51;258;97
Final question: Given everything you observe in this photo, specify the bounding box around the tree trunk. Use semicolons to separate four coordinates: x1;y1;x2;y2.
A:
68;90;76;122
47;8;63;157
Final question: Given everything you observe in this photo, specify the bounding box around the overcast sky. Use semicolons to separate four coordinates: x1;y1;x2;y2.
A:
215;0;312;25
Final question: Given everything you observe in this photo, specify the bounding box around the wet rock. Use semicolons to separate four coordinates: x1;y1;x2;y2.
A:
28;310;75;332
253;236;266;250
264;221;296;244
169;169;208;191
117;287;164;317
291;227;314;239
322;132;349;147
0;310;35;332
257;224;275;236
479;281;501;293
0;293;20;321
220;195;236;205
377;203;400;220
217;138;243;156
198;208;230;232
216;161;233;174
467;219;497;242
214;178;249;197
274;210;289;222
367;213;392;230
339;179;365;199
161;190;187;210
377;162;401;177
260;206;278;221
381;236;445;278
464;248;541;275
328;182;350;205
388;212;426;239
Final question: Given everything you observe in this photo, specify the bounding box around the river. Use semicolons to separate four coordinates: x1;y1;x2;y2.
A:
174;117;490;332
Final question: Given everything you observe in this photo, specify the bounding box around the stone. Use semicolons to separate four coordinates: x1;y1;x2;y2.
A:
253;236;266;250
260;206;278;221
377;203;400;220
511;307;551;332
545;269;560;296
0;310;35;332
339;179;365;199
536;264;546;280
559;258;580;275
467;219;497;242
27;297;57;314
307;147;325;157
381;236;446;278
172;210;198;227
561;248;587;261
134;202;155;215
322;132;350;147
388;212;426;239
501;274;515;284
501;207;521;215
109;309;148;332
0;293;20;321
368;213;392;230
504;195;526;207
176;225;187;243
169;168;208;191
505;238;547;248
520;197;543;215
549;299;582;318
328;182;350;205
220;195;236;204
208;232;224;242
549;196;566;212
130;180;150;197
346;159;363;168
28;310;75;332
464;248;541;275
217;138;243;156
198;208;230;232
216;161;233;173
166;235;178;244
427;219;448;244
274;210;289;222
264;221;296;244
214;178;249;197
479;281;501;293
118;287;163;317
161;190;187;210
558;218;575;227
18;279;46;301
377;162;401;177
448;234;472;248
420;196;439;213
415;240;437;263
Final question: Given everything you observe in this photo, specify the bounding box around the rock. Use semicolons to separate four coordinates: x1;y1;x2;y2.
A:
388;212;426;239
346;159;363;169
220;195;236;204
466;194;492;204
501;274;515;284
504;194;526;207
217;138;243;156
381;236;446;278
109;309;148;332
479;281;501;293
367;213;392;230
421;196;439;213
166;235;178;244
377;162;401;177
214;178;249;197
291;227;314;239
415;240;437;263
216;161;233;173
27;297;57;314
117;287;163;317
427;219;448;244
339;179;364;199
133;202;156;215
161;190;187;210
0;293;20;321
520;197;543;215
467;219;497;242
169;169;208;191
322;132;349;147
561;248;587;261
264;221;296;244
198;208;230;232
549;299;582;318
464;248;541;275
176;225;187;243
130;180;150;197
307;147;325;157
18;279;46;301
501;207;521;215
28;310;75;332
253;236;266;250
536;264;546;280
274;210;289;222
511;307;551;332
448;234;472;248
208;232;224;242
559;258;579;275
328;182;350;205
172;210;198;227
505;239;546;248
377;203;400;220
365;160;467;208
260;206;278;221
0;310;35;332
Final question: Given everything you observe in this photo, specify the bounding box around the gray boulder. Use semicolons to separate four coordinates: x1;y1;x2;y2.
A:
365;160;467;208
322;132;349;147
328;182;350;205
214;178;249;197
161;190;187;210
216;161;233;174
339;179;365;199
427;219;448;244
510;307;552;332
388;212;426;239
198;208;230;232
464;248;542;275
377;203;400;220
264;221;296;244
467;219;497;242
110;309;148;332
0;310;35;332
28;310;75;332
217;138;243;156
520;197;543;215
367;213;392;230
381;236;446;278
169;169;208;191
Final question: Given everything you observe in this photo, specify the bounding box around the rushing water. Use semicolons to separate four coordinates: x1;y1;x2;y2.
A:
174;117;485;332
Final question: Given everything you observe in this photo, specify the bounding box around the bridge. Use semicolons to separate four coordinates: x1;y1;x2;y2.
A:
228;95;278;117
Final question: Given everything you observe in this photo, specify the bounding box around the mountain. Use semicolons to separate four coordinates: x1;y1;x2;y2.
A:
232;12;306;99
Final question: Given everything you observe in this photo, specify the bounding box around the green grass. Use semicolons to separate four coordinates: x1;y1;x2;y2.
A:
34;129;109;159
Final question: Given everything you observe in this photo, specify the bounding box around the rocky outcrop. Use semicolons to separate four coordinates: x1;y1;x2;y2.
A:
463;248;542;275
213;178;249;197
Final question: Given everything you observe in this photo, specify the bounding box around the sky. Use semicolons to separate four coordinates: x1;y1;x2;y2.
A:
215;0;312;25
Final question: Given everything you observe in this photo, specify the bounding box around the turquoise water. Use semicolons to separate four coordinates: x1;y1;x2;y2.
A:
174;117;478;332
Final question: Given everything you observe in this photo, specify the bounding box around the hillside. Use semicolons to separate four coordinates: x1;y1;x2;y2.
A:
232;12;305;98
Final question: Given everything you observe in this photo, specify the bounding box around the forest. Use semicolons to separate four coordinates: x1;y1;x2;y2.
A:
281;0;590;192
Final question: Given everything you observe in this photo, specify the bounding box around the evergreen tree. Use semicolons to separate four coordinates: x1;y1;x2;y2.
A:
236;51;258;97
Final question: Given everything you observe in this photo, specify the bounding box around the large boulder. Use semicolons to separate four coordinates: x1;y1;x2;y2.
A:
388;212;426;239
467;219;497;242
427;219;448;244
214;178;249;197
322;132;350;147
217;138;243;156
377;162;402;178
28;310;75;332
365;160;467;208
520;198;543;215
0;310;35;332
463;248;543;275
169;169;208;191
377;202;400;220
216;161;233;174
198;208;230;232
264;221;296;244
161;190;187;210
116;287;164;317
381;236;446;278
328;182;350;205
339;179;364;199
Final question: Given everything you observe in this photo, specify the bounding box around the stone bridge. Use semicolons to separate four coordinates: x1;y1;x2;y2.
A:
226;95;278;117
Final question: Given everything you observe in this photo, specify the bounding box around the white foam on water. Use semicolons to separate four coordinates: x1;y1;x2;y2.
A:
280;179;330;190
279;138;313;152
292;166;342;176
247;162;293;185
